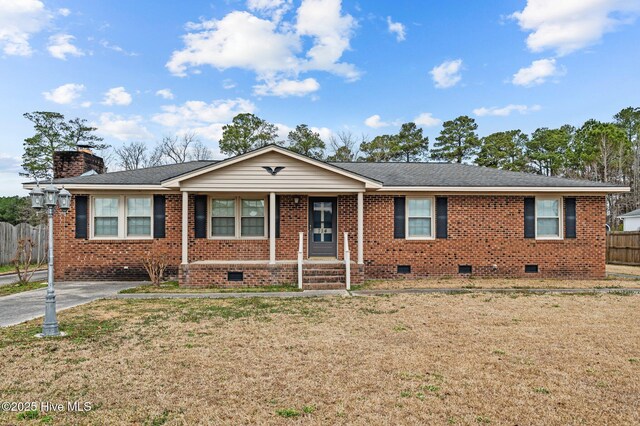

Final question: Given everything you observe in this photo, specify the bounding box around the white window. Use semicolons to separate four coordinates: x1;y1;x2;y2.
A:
536;197;562;239
241;199;265;237
406;197;434;239
210;197;267;238
211;199;235;237
126;197;152;236
92;195;153;239
94;197;119;237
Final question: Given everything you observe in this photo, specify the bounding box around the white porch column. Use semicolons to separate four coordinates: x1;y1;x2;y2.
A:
181;191;188;264
357;191;364;265
269;192;276;264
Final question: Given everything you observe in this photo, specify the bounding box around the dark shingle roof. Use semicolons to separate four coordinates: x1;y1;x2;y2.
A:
47;158;620;189
52;161;216;185
330;162;620;188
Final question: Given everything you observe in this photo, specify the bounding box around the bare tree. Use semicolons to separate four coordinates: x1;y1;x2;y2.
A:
113;141;149;171
191;140;213;160
157;132;197;163
326;131;365;162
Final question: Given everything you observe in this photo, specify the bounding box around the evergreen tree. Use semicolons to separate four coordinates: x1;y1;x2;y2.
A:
430;115;479;163
219;113;279;156
287;124;326;159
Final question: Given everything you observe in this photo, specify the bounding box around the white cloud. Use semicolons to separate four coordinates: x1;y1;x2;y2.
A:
364;114;390;129
100;40;138;56
511;0;640;56
42;83;85;104
167;0;359;92
94;113;152;141
58;8;71;17
413;112;442;127
310;126;333;142
512;58;565;86
102;87;133;106
275;123;292;141
80;101;92;108
247;0;292;22
430;59;463;89
254;77;320;97
473;104;542;117
0;0;50;56
151;98;256;141
386;16;406;41
222;79;236;89
295;0;359;80
155;89;174;100
47;34;84;60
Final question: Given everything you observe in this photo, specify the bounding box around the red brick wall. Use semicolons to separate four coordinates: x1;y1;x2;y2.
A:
53;151;105;179
53;194;182;281
362;194;606;279
53;193;606;282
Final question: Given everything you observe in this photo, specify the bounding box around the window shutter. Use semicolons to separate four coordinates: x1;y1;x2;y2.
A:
524;197;535;238
436;197;448;239
394;196;405;239
565;197;576;239
194;195;207;238
75;195;88;239
275;195;281;238
153;195;166;238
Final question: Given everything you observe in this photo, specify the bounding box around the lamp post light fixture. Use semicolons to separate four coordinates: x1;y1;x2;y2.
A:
29;183;71;337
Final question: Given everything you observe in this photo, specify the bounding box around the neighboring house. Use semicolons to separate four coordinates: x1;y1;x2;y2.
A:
620;208;640;231
24;145;628;288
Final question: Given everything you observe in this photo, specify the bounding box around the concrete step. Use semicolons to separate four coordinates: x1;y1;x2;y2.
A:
302;282;346;290
304;275;345;283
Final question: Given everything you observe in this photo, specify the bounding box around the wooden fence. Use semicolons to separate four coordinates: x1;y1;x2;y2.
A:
0;222;48;266
606;231;640;265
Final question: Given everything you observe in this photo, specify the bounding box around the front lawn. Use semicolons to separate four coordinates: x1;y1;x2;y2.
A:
352;276;640;291
120;281;302;294
0;281;46;297
0;293;638;424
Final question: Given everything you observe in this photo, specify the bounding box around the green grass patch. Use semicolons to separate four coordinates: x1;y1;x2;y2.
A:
120;281;302;294
276;408;300;418
0;263;41;274
0;281;46;297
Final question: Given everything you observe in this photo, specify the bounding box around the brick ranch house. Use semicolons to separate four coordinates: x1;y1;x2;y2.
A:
25;145;627;289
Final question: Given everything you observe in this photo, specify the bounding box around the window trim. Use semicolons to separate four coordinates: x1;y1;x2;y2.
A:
90;195;154;240
208;195;268;240
405;196;435;240
535;196;563;240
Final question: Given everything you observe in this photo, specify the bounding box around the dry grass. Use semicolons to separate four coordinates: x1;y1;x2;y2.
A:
356;276;640;290
0;293;638;425
120;281;301;294
606;263;640;276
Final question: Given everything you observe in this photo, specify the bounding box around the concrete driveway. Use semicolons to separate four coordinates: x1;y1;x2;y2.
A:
0;281;144;327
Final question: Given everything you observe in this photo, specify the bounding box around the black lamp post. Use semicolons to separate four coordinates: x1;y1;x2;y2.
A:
29;184;71;337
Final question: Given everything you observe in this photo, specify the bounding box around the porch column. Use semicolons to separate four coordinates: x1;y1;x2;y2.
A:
182;191;188;264
269;192;276;264
357;191;364;265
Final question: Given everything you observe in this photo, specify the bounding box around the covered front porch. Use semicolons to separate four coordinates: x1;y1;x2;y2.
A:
177;191;365;289
163;146;378;289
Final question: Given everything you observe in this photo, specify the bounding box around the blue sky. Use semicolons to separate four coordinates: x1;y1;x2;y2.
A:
1;0;639;195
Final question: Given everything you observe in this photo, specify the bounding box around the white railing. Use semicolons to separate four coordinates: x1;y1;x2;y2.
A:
298;232;304;289
344;232;351;290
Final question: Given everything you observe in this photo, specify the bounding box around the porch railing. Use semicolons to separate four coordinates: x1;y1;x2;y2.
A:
344;232;351;290
298;232;304;289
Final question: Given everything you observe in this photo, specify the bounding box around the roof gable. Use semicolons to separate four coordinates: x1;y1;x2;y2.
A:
163;145;382;190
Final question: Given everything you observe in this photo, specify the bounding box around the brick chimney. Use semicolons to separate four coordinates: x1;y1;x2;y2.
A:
53;145;105;179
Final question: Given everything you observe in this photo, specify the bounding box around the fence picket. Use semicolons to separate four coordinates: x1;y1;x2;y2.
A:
0;222;48;265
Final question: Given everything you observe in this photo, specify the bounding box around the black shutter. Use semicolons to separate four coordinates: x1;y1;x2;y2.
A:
394;196;405;239
524;197;535;238
75;195;88;239
275;195;281;238
153;195;166;238
565;197;576;239
194;195;207;238
436;197;448;239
